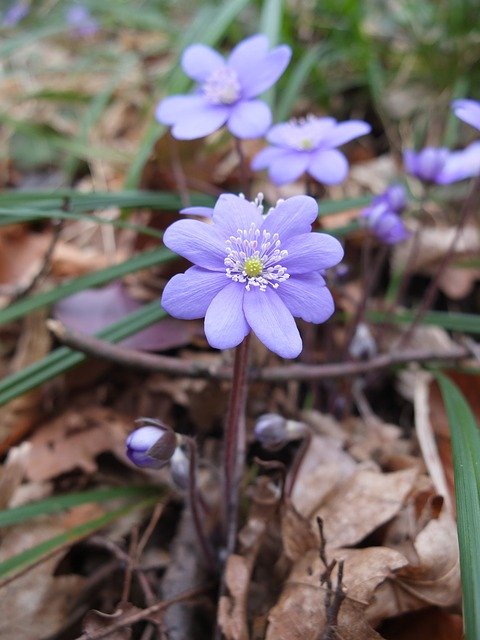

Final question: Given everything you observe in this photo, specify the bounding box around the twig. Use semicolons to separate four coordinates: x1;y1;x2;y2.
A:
316;518;346;640
48;319;471;381
73;583;213;640
235;137;250;199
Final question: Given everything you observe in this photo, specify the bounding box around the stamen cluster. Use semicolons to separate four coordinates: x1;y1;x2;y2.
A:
225;224;289;291
202;67;241;105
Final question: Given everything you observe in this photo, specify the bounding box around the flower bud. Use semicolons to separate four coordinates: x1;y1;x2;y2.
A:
170;446;190;489
126;419;177;469
349;323;377;360
254;413;308;451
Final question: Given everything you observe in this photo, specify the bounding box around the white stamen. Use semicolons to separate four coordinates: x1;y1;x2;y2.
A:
225;222;289;292
202;67;241;105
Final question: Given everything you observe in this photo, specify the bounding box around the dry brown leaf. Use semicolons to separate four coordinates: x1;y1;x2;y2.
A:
266;546;406;640
23;407;131;482
378;607;463;640
280;502;318;562
312;467;418;549
290;434;357;517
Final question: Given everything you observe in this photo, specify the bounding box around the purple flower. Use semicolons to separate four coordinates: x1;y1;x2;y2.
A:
126;419;177;469
404;144;480;184
361;184;410;245
452;99;480;131
3;1;29;26
251;115;371;185
161;193;343;359
66;4;99;38
156;34;291;140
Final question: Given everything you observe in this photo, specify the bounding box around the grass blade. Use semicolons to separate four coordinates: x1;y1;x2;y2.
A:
436;373;480;640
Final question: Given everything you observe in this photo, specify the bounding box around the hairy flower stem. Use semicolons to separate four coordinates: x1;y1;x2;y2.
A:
223;334;251;556
235;137;250;199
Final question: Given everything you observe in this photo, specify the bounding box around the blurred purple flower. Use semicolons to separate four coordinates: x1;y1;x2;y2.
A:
452;99;480;131
161;193;343;358
3;1;29;26
361;184;410;245
66;4;99;37
251;115;371;185
404;144;480;184
156;34;291;140
126;419;177;469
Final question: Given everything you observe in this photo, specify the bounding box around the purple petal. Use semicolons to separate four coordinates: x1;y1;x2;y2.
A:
267;150;310;184
238;45;292;98
228;34;269;82
171;103;230;140
181;44;224;82
204;283;249;349
155;95;205;125
251;146;286;170
452;99;480;131
161;266;228;319
163;219;226;269
227;99;271;138
320;120;371;147
212;193;264;236
308;149;349;184
281;233;344;274
243;287;302;358
277;274;335;323
261;195;318;239
180;206;214;218
436;141;480;184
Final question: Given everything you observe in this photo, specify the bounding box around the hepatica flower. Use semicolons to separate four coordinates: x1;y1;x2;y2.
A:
251;115;371;185
404;144;480;184
161;194;343;358
452;99;480;131
156;34;291;140
65;4;99;37
361;184;410;245
2;1;29;27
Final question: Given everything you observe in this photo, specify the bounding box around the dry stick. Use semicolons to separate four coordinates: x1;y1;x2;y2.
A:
398;174;480;348
235;137;250;198
169;137;191;208
284;431;312;499
72;583;213;640
47;319;471;382
316;517;346;640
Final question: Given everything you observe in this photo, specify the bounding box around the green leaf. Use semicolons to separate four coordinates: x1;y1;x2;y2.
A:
436;374;480;640
0;301;167;406
260;0;283;109
0;247;173;326
0;497;159;582
0;486;163;528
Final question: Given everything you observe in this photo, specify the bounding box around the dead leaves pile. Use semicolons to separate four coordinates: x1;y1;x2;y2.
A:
219;415;461;640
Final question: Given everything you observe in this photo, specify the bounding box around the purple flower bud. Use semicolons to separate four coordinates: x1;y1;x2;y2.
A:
126;419;177;469
254;414;308;451
452;99;480;132
375;183;407;213
170;446;190;489
3;1;29;26
361;185;410;245
404;147;450;183
65;4;99;38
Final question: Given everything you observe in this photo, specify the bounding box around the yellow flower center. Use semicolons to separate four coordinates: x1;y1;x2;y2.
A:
244;256;263;278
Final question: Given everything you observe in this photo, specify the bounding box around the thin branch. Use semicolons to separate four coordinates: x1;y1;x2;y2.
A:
48;320;472;382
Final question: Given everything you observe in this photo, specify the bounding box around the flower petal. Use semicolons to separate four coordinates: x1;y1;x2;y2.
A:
181;44;224;82
308;149;349;184
163;219;226;269
436;142;480;184
261;195;318;239
452;99;480;131
227;99;271;138
266;118;336;147
320;120;371;147
243;287;302;358
267;150;310;185
180;206;214;218
212;193;264;236
170;103;230;140
155;95;206;125
204;282;249;349
251;145;286;170
161;266;228;319
277;273;335;323
281;232;344;274
239;45;292;98
228;34;269;81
